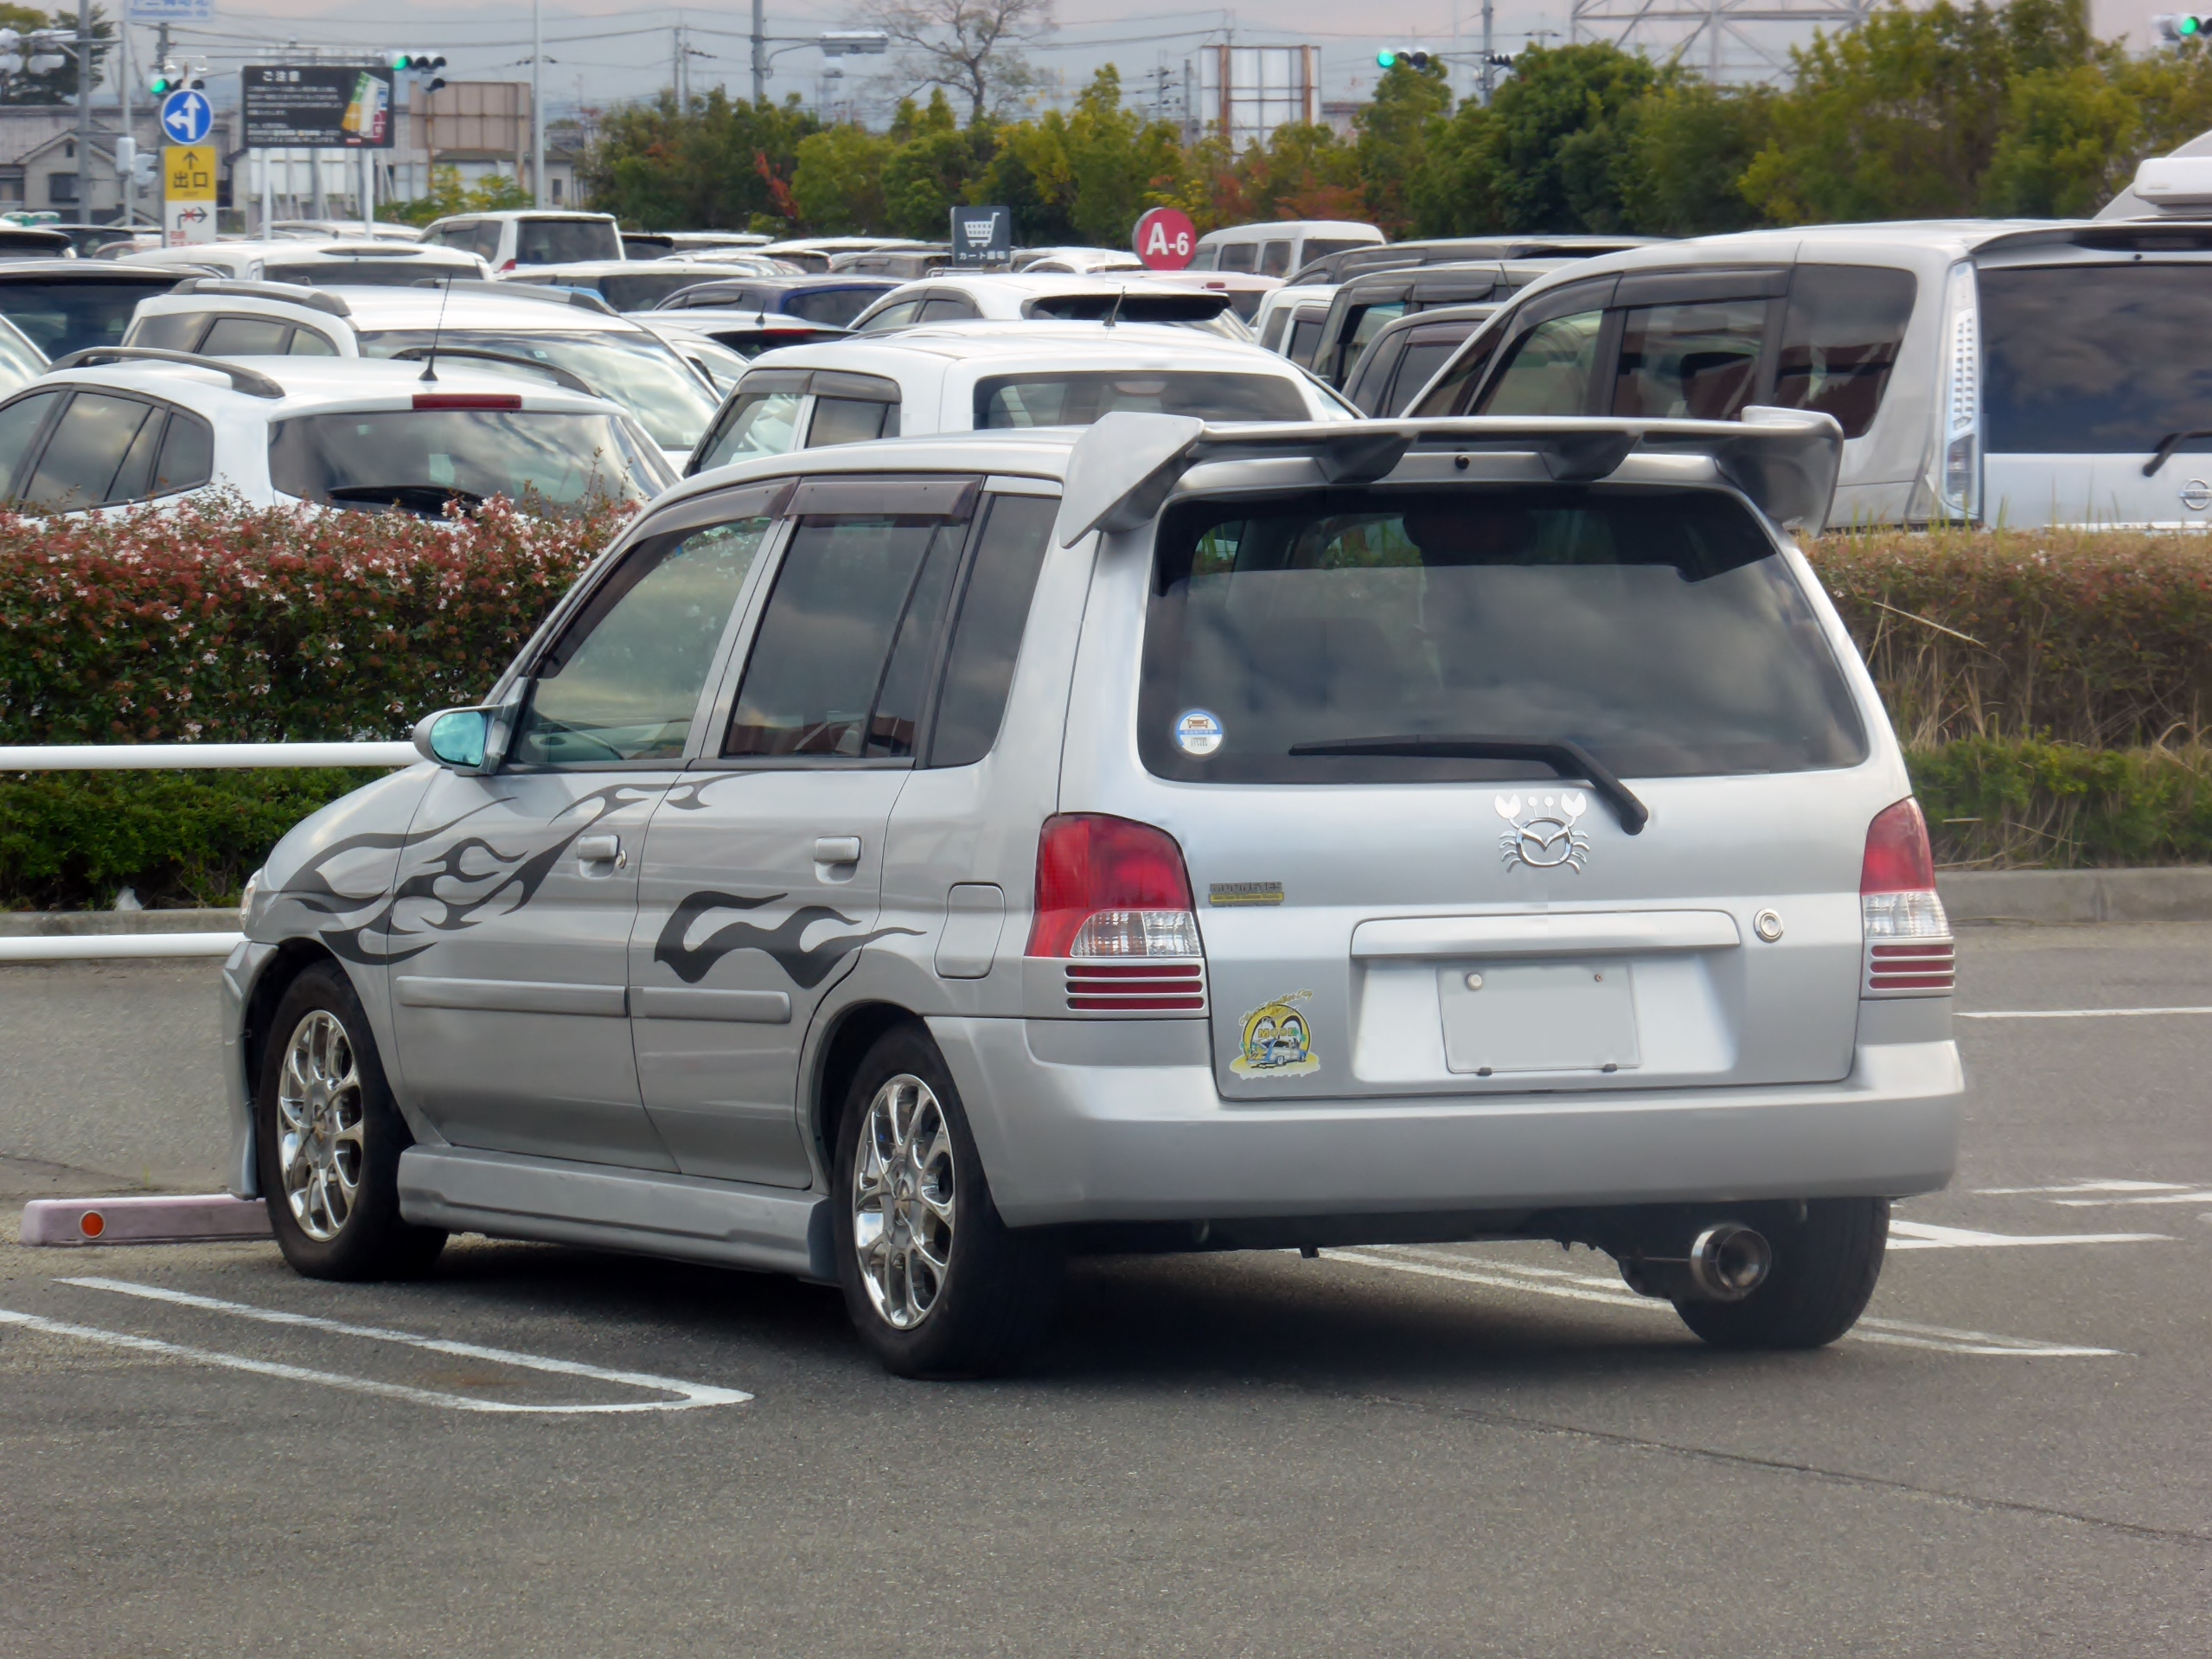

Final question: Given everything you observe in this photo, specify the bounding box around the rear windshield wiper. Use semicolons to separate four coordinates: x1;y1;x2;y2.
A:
2143;429;2212;477
1287;734;1649;834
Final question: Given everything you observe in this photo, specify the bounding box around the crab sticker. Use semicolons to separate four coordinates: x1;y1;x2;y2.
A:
1496;791;1592;874
1231;989;1320;1077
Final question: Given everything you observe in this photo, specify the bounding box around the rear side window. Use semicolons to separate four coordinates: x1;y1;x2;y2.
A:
1341;302;1406;378
200;315;292;355
0;388;61;494
1259;306;1292;352
1218;242;1258;273
785;288;883;327
131;311;203;351
288;329;339;356
858;298;922;332
151;411;213;495
930;494;1056;766
917;296;977;323
22;392;157;509
1286;315;1325;368
1771;266;1915;440
726;510;969;758
1476;311;1604;416
513;516;772;765
1259;240;1292;277
1388;324;1479;417
1138;486;1865;784
975;371;1307;428
1611;299;1770;421
809;396;895;447
1978;263;2209;455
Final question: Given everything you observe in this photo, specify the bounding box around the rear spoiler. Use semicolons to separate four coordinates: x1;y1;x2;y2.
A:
1057;408;1845;545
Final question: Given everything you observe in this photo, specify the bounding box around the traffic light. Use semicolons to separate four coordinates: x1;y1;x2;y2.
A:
148;61;178;94
2158;14;2210;39
389;51;448;92
1376;48;1434;70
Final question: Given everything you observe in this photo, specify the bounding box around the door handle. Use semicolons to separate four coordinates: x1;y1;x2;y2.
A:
813;836;862;865
576;833;625;870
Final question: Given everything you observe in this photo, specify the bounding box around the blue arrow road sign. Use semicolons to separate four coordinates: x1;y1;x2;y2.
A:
159;89;212;145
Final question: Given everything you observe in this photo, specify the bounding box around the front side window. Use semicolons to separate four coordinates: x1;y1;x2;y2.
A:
694;388;806;470
809;396;895;447
917;296;977;323
1138;486;1866;785
22;392;157;510
1611;298;1771;421
1771;266;1916;440
857;299;922;332
0;388;62;496
1339;302;1407;378
726;509;969;759
1388;326;1480;417
511;516;773;765
269;409;666;511
1475;311;1604;417
975;370;1308;428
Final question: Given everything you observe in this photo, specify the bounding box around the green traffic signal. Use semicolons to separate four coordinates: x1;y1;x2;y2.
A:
1377;48;1397;67
148;73;172;93
2186;15;2203;33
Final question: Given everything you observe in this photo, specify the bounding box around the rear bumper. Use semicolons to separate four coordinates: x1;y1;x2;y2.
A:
930;1016;1963;1227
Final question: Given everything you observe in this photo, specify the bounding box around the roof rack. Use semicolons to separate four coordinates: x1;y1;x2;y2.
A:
406;276;617;316
174;277;352;317
47;347;286;399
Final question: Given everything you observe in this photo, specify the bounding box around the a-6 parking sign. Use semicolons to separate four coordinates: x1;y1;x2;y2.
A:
1133;206;1196;270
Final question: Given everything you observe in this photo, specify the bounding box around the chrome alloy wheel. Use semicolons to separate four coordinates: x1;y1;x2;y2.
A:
851;1073;956;1329
276;1009;365;1242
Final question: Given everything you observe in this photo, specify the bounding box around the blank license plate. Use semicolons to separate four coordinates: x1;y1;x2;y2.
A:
1438;961;1640;1076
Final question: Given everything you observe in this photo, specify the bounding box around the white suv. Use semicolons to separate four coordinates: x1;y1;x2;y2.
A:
122;279;721;468
419;211;623;272
687;321;1354;476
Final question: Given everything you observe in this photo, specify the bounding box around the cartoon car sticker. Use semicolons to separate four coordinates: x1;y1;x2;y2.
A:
1230;989;1320;1077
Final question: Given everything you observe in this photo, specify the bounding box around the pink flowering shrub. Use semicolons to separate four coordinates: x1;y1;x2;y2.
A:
0;496;630;745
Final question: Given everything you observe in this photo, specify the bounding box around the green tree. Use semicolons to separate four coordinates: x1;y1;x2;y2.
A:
1617;80;1775;234
793;124;894;232
380;165;532;227
0;6;112;108
1354;58;1451;235
879;89;992;240
579;90;819;230
1984;41;2212;215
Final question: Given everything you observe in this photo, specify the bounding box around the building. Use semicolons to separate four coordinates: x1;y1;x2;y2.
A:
0;102;235;223
1188;45;1321;152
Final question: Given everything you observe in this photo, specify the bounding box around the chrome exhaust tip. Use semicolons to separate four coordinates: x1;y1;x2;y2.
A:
1688;1222;1771;1302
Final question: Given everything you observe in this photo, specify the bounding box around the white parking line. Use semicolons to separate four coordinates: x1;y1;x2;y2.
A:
1324;1246;2122;1357
1887;1220;2171;1248
2050;1191;2212;1207
1956;1006;2212;1019
1975;1180;2190;1195
1;1277;751;1414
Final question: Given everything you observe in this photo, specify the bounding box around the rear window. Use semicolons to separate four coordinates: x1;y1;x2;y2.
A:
1027;294;1229;325
593;271;715;311
0;279;176;357
1980;263;2212;454
264;261;463;288
269;409;666;512
784;287;882;326
514;219;621;266
1138;486;1866;784
975;371;1307;428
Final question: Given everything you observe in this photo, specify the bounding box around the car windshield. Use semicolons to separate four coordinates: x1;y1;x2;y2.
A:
1980;263;2212;454
358;329;718;451
515;219;621;264
975;370;1307;427
0;279;176;356
1138;485;1865;784
268;408;668;512
264;260;470;287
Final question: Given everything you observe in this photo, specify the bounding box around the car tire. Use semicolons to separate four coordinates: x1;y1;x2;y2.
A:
1672;1198;1888;1350
831;1023;1061;1379
255;962;446;1282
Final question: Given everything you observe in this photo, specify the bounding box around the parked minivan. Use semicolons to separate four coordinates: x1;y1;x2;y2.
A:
1404;220;2212;528
221;405;1959;1377
1191;220;1382;278
419;210;623;272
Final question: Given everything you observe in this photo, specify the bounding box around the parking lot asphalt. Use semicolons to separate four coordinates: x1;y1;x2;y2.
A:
3;926;2209;1656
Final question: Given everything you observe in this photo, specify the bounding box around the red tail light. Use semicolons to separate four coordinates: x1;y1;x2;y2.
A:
498;258;517;272
1027;813;1202;964
1860;797;1953;996
413;393;522;411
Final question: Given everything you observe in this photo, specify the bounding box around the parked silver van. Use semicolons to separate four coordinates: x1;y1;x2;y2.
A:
1404;221;2212;528
222;409;1961;1375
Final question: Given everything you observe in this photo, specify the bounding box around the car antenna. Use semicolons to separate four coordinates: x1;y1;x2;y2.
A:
419;274;452;383
1103;286;1124;330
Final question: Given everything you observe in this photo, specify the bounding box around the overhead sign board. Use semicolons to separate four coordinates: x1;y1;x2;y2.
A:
243;64;394;149
127;0;213;20
949;204;1011;266
162;144;215;246
159;87;213;146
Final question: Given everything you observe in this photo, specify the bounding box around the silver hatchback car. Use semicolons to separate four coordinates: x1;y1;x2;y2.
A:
222;407;1963;1376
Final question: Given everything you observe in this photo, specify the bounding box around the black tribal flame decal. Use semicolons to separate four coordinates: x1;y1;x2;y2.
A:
654;890;920;990
277;783;660;966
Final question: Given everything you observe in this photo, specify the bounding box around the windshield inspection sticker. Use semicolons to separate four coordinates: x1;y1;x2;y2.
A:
1174;708;1224;756
1231;990;1320;1078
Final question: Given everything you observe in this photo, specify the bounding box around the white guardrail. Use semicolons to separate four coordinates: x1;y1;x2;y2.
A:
1;741;415;964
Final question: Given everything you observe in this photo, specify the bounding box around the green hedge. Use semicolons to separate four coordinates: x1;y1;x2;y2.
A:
1908;740;2212;870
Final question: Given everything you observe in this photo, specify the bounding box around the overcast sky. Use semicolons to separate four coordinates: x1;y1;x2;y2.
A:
145;0;2166;125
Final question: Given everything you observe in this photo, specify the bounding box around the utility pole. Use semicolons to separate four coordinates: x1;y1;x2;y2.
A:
75;0;91;221
1480;0;1495;104
532;0;545;206
751;0;765;104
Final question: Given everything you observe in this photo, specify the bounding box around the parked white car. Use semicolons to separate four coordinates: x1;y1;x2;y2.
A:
849;273;1253;341
687;321;1353;477
506;259;791;312
123;240;489;286
121;279;721;469
419;210;623;271
1190;219;1382;278
1013;247;1147;274
0;352;669;515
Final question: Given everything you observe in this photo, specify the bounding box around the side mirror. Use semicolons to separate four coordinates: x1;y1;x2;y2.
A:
412;705;493;772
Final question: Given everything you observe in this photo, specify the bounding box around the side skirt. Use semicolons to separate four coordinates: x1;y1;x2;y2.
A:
399;1145;834;1283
